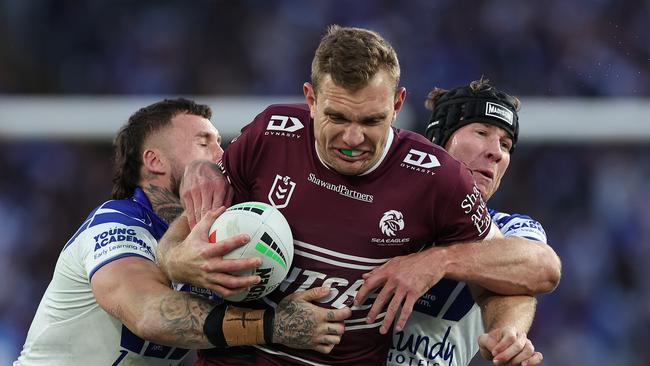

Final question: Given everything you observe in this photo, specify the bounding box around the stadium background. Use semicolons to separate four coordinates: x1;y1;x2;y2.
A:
1;1;649;365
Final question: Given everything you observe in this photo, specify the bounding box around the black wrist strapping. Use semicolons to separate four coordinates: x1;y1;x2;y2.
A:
263;308;275;344
203;305;227;348
203;305;275;347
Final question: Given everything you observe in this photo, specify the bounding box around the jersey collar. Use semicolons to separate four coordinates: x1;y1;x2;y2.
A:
132;187;154;211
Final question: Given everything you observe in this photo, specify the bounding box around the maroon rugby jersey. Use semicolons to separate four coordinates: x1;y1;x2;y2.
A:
199;104;491;366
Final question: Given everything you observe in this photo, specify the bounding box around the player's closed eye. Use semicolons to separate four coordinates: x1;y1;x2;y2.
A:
328;115;346;123
363;118;383;126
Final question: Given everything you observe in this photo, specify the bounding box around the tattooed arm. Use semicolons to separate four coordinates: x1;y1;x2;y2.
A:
91;256;352;352
91;256;217;348
272;287;352;354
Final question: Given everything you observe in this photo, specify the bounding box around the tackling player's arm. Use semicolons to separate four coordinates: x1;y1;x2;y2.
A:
428;227;561;295
357;223;560;315
154;209;353;353
355;222;496;334
157;210;263;297
356;221;560;333
91;256;217;349
469;285;543;365
91;255;351;353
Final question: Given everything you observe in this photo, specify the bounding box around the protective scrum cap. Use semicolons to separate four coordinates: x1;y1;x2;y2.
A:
424;84;519;152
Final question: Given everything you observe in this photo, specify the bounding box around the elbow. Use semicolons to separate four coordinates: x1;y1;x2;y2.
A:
546;250;562;292
530;245;562;294
132;312;164;344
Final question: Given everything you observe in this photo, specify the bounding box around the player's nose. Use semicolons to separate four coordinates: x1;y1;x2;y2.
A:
341;124;364;147
485;137;503;162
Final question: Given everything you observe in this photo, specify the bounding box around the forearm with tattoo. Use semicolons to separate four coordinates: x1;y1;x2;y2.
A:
151;292;217;348
272;297;316;348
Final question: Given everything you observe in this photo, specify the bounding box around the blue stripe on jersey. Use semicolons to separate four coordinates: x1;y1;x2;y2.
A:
414;278;458;317
441;285;474;322
87;211;155;232
120;325;145;353
88;253;153;281
120;319;189;360
64;194;167;252
489;208;547;242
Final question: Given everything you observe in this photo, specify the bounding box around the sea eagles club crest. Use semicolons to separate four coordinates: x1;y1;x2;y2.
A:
268;175;296;208
380;210;405;237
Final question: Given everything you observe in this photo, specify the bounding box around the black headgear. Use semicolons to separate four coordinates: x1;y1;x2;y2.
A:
424;85;519;152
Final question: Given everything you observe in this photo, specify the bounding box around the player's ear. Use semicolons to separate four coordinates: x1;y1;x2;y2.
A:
142;148;166;175
303;82;316;119
392;87;407;122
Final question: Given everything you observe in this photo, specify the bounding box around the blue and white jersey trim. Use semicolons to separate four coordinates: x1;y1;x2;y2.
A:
489;208;547;243
64;189;169;280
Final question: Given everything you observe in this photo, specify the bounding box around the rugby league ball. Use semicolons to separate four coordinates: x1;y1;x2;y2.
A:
208;201;294;302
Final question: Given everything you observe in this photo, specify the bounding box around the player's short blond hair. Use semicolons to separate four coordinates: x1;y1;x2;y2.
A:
311;25;400;94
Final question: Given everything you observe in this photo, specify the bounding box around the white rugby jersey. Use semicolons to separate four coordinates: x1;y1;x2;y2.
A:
388;208;547;366
15;188;190;366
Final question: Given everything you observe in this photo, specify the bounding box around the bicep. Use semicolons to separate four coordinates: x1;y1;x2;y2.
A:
91;256;170;327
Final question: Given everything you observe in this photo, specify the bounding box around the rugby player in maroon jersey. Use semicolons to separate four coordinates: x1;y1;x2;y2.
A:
158;26;505;365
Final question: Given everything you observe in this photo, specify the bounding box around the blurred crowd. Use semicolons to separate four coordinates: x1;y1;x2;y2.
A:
1;0;649;365
1;0;648;125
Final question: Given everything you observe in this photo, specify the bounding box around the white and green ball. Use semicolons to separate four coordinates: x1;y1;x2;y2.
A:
208;201;294;302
